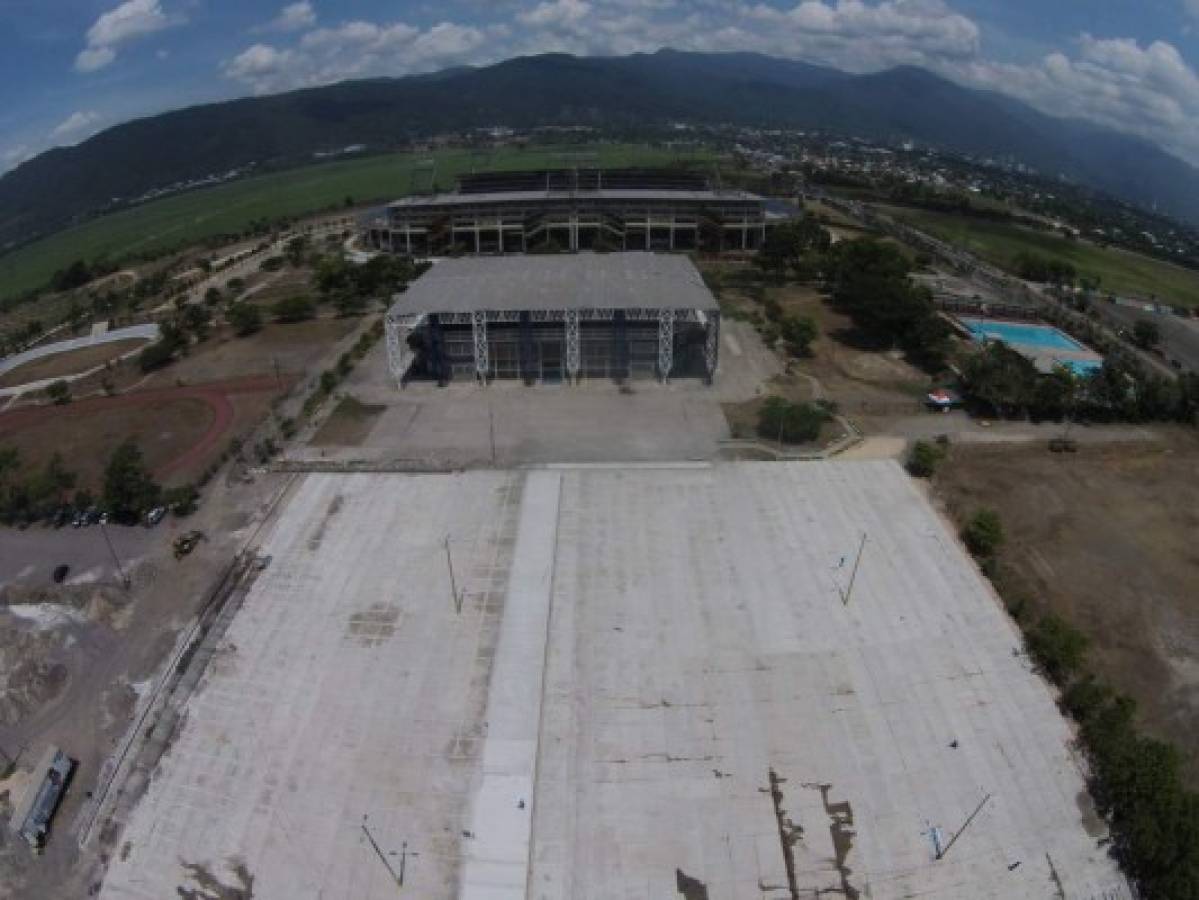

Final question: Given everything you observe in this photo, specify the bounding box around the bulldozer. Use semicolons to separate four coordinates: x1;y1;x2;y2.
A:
173;530;207;560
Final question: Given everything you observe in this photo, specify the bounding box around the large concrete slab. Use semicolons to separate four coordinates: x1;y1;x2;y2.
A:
99;462;1127;900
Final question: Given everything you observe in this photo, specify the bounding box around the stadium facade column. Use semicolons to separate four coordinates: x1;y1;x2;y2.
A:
472;310;490;383
564;310;580;383
704;311;721;385
519;312;536;383
657;309;675;382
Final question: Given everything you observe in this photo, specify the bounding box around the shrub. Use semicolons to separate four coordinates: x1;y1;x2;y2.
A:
906;440;944;478
228;302;263;336
1026;614;1089;684
962;508;1004;558
756;397;830;445
46;379;71;405
138;339;176;372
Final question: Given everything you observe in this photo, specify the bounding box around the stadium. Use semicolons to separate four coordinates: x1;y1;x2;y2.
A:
364;167;768;255
384;253;721;385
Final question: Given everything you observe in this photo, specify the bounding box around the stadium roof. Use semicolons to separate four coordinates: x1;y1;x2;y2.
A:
387;188;761;209
391;253;719;316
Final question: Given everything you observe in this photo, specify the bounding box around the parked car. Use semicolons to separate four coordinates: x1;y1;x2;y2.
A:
144;506;166;527
51;564;69;584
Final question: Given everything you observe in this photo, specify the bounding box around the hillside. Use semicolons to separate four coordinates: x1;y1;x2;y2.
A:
2;49;1199;252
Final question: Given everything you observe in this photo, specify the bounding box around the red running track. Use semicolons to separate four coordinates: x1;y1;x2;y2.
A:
0;374;285;478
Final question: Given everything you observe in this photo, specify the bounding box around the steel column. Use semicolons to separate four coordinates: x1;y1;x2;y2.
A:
472;310;489;382
657;308;675;381
565;310;580;382
704;311;721;384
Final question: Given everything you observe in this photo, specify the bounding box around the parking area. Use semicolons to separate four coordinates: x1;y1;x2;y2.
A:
99;462;1125;899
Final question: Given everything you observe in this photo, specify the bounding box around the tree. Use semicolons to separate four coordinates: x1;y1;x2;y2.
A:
272;295;316;323
828;238;950;369
1132;319;1161;350
962;508;1004;558
46;379;71;405
204;286;223;306
962;342;1038;416
285;235;310;267
779;315;817;357
103;440;161;521
181;303;213;341
228;302;263;336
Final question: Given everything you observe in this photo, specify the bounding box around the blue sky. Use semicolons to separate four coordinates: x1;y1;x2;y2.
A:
5;0;1199;172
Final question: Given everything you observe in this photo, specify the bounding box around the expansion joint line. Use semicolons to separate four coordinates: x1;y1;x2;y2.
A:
525;472;565;892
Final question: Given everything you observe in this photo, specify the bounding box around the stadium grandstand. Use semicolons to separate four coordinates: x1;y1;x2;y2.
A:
385;253;720;385
365;167;768;256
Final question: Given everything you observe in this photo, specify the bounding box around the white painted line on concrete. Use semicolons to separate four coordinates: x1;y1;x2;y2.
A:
540;461;712;470
459;470;561;900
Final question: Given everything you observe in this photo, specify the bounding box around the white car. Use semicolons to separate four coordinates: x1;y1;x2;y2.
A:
145;506;167;526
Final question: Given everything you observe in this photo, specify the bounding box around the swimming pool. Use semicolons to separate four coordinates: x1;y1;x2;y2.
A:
960;318;1083;351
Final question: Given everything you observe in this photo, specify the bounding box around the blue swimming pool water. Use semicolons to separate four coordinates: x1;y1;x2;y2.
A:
960;318;1083;351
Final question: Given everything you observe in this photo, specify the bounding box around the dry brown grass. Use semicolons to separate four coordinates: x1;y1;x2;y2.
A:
933;434;1199;783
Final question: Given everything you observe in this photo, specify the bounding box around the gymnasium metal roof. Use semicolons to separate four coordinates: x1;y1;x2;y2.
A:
390;253;719;316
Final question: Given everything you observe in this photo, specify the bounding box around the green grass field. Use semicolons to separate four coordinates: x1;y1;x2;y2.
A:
883;205;1199;308
0;143;714;304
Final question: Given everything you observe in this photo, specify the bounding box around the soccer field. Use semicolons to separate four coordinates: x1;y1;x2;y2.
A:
99;462;1126;900
0;143;713;303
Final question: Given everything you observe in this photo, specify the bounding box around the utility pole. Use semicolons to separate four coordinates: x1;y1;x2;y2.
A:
100;521;130;589
936;793;992;861
444;535;462;614
839;532;868;606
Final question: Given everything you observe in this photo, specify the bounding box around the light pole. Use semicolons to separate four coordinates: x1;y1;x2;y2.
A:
99;521;131;589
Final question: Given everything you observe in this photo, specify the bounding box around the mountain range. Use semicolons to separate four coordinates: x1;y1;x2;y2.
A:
2;48;1198;253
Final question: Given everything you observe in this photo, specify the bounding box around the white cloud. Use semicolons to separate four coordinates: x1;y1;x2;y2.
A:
51;111;102;143
75;46;117;73
1185;0;1199;22
224;19;489;93
75;0;179;73
518;0;592;29
950;34;1199;166
259;2;317;33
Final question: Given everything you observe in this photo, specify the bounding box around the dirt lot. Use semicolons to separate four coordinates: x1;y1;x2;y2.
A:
0;340;149;389
0;376;285;487
933;434;1199;782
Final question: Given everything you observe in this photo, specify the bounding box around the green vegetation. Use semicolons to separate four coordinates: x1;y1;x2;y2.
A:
0;448;76;525
1132;318;1161;349
906;439;946;478
0;143;711;304
272;295;316;323
828;238;951;369
228;302;263;336
299;318;385;420
103;439;161;521
961;339;1199;424
46;379;71;405
756;396;831;444
962;507;1004;558
886;205;1199;307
